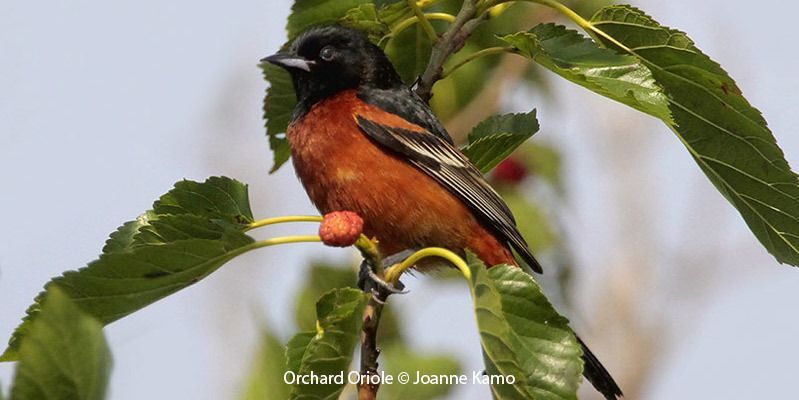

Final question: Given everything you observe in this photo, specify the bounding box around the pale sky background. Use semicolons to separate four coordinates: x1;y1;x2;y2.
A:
1;1;798;399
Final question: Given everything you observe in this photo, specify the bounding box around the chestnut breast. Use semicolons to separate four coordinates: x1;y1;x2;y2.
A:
286;90;483;255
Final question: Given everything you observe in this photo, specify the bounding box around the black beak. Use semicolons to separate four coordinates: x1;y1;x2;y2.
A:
260;53;314;72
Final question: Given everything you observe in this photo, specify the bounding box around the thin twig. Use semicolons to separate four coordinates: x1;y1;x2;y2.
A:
440;45;516;79
407;0;439;42
414;0;488;103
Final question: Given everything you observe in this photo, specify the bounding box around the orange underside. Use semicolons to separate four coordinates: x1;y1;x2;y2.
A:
288;90;515;267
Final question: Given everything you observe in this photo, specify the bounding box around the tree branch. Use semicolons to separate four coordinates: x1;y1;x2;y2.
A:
355;2;496;396
358;293;386;400
355;246;473;399
354;237;387;400
414;0;489;103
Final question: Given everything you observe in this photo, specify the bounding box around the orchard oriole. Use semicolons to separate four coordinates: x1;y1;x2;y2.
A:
263;25;622;399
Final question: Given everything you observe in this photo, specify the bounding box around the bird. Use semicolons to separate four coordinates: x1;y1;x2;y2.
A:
262;25;622;400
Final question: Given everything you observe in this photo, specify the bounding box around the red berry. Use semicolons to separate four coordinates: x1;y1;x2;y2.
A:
492;157;527;185
319;211;364;247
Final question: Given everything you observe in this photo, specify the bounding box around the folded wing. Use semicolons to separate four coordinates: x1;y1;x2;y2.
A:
356;115;543;273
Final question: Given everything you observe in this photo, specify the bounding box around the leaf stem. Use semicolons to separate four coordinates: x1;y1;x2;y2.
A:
247;235;322;250
487;0;633;52
245;215;323;231
217;234;321;268
384;247;472;284
441;46;516;79
407;0;439;42
529;0;633;52
389;13;457;39
416;0;440;8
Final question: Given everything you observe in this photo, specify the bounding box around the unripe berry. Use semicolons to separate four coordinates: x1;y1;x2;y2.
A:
319;211;364;247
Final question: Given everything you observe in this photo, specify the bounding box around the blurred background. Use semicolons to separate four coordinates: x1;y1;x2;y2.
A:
1;1;798;399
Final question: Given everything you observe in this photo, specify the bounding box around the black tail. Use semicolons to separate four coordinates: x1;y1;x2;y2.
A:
577;335;623;400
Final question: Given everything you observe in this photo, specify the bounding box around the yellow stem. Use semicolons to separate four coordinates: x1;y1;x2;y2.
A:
390;13;456;39
384;247;472;284
246;215;323;231
485;0;633;52
221;234;322;263
407;0;440;42
315;320;325;337
416;0;439;8
247;235;322;250
442;46;516;79
488;2;512;17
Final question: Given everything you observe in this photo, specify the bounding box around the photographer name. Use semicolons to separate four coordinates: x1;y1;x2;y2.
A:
283;370;515;386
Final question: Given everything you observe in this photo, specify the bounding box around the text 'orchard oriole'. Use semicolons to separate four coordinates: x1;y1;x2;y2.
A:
263;25;622;400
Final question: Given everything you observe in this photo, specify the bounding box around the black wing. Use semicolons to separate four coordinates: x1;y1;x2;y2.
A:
356;116;543;274
358;86;454;144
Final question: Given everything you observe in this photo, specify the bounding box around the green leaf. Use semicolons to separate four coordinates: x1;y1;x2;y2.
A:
101;214;152;253
262;63;296;173
132;214;242;245
461;111;539;173
378;1;443;83
385;24;433;85
294;264;359;331
287;0;371;41
588;5;799;266
242;329;291;400
381;344;462;400
2;177;258;361
286;333;316;375
10;288;111;400
293;263;404;345
498;23;671;121
340;3;390;42
468;254;582;399
287;288;368;400
340;1;415;44
374;0;414;26
153;176;253;223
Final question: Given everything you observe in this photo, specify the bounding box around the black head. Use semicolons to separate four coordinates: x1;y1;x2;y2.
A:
261;25;404;111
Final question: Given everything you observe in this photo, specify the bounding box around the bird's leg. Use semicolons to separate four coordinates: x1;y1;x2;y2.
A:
357;260;407;296
357;249;417;296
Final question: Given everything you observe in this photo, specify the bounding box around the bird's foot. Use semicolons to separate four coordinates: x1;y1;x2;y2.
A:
357;249;417;297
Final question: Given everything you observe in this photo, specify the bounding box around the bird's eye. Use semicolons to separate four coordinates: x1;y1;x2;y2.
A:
319;45;335;61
